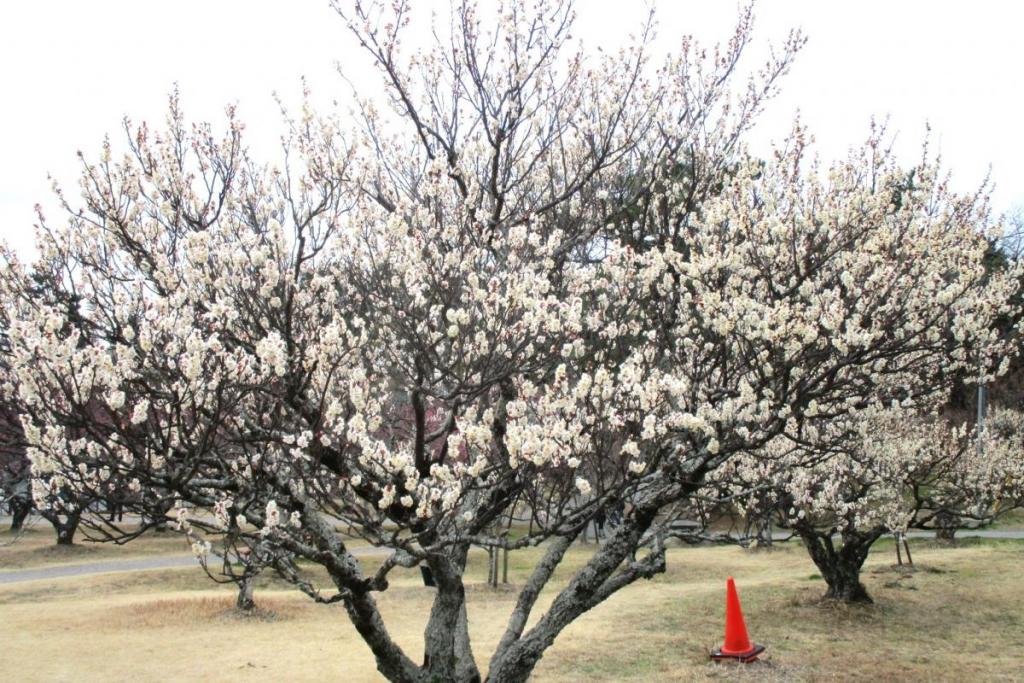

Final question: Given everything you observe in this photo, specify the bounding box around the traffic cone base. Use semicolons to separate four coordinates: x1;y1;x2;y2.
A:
710;577;765;664
710;643;765;663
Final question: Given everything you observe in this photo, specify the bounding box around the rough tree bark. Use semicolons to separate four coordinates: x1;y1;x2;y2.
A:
934;510;959;544
8;497;30;533
48;511;81;546
236;577;256;611
749;518;774;550
798;526;882;604
484;504;665;683
422;546;480;683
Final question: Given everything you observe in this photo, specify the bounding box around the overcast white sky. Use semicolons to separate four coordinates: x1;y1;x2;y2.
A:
1;0;1022;260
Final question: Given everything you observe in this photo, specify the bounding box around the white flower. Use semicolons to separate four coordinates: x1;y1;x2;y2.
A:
255;332;287;376
106;390;126;410
265;500;281;527
130;400;149;425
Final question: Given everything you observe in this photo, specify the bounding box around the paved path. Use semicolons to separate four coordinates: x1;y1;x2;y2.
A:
766;529;1024;541
0;555;198;585
904;529;1024;539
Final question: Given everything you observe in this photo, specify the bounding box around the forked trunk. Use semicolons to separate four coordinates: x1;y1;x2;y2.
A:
485;506;665;683
52;512;80;546
821;560;872;603
348;492;673;683
799;526;881;604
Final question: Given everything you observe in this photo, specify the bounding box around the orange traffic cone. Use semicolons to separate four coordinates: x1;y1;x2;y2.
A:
710;576;765;663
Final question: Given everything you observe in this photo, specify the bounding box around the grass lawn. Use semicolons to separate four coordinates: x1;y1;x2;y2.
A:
0;535;1022;682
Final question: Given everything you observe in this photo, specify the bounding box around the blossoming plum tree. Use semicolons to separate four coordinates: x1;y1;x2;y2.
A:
717;405;1024;603
1;315;30;533
0;260;96;543
0;409;32;534
1;1;1017;680
906;406;1024;542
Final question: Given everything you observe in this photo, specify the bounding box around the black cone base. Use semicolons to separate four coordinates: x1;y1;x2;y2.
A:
710;643;765;663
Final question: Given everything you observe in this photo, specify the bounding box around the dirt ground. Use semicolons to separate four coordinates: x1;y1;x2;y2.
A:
1;531;1022;682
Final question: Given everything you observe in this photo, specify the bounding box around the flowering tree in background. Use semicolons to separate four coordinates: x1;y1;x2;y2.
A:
906;407;1024;542
0;263;95;544
719;406;1024;603
0;1;1017;680
0;404;32;534
1;284;31;534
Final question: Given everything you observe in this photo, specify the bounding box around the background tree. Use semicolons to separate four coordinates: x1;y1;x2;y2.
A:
719;406;1024;603
0;275;32;534
0;247;101;545
906;406;1024;542
0;408;32;534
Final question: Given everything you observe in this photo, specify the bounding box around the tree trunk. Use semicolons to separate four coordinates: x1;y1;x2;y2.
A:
8;498;30;533
821;559;873;603
148;499;174;533
799;526;879;604
752;518;773;549
343;589;423;683
934;511;959;544
236;577;255;611
422;547;481;683
52;512;81;546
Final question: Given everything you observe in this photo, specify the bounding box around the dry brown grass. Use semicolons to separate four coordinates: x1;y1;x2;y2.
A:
0;539;1022;682
112;594;307;628
0;525;191;570
0;522;370;571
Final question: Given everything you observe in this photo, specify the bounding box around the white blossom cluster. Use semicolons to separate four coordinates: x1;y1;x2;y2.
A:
716;404;1024;537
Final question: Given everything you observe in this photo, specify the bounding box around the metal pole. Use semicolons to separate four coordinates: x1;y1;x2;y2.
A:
977;379;986;456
